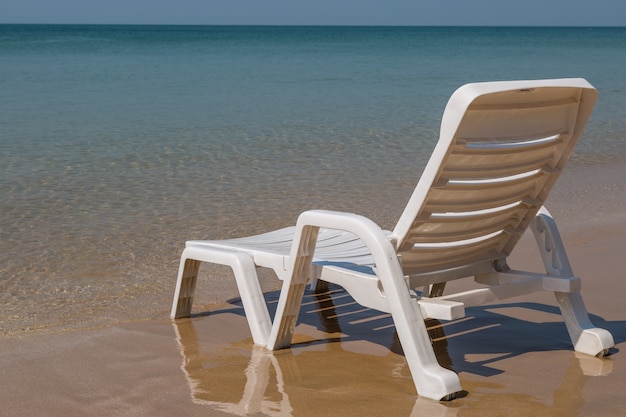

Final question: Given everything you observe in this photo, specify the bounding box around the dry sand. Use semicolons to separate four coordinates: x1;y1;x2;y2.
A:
1;162;625;416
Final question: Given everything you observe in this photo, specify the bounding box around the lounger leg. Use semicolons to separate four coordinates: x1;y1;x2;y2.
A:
309;277;329;293
170;246;273;346
267;225;320;350
554;291;614;356
532;208;614;356
381;275;462;401
171;257;200;319
428;282;446;298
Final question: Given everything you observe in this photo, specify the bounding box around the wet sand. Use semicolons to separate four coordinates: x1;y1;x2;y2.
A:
1;161;626;416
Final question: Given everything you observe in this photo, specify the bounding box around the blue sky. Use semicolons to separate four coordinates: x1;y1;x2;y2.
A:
1;0;625;26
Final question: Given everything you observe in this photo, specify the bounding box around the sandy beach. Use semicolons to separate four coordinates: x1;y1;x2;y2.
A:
1;160;626;417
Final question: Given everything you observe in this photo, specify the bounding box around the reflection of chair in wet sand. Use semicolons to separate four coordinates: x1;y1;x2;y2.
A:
172;292;460;417
173;291;612;417
173;318;295;416
171;79;614;400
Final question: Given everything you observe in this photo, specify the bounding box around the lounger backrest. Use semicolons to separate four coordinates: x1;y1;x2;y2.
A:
391;79;597;275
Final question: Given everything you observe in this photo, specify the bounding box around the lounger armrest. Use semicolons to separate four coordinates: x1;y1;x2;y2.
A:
269;209;410;349
268;209;403;350
289;209;397;274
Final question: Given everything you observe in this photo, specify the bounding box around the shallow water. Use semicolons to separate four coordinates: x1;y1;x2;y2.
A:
1;25;626;335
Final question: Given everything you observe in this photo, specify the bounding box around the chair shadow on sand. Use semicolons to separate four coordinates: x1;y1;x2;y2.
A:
173;286;623;416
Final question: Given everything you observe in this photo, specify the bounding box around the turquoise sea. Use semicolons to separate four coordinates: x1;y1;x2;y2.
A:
1;25;626;334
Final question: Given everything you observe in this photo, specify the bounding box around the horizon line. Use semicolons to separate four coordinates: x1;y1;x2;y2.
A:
1;22;625;28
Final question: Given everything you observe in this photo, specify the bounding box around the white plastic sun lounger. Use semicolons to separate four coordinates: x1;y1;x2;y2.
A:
171;78;614;401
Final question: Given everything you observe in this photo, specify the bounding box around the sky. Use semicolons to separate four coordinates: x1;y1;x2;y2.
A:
1;0;625;26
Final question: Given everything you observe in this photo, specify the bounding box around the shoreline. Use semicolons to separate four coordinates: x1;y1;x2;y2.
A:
0;158;625;415
2;157;625;339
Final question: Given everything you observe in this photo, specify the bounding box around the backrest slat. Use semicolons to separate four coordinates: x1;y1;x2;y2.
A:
390;79;597;276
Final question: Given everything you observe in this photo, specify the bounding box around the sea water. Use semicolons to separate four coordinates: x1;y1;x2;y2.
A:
1;25;625;334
